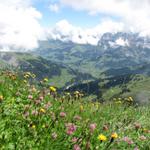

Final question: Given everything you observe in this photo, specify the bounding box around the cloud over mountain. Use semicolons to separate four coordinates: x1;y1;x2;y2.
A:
47;19;124;45
60;0;150;36
0;0;45;51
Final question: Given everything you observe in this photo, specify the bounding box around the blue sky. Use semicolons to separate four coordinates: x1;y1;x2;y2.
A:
34;0;103;28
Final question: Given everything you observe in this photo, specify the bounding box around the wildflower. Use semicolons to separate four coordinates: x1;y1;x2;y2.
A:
60;112;66;118
127;140;134;145
23;80;27;84
23;111;29;117
74;91;80;95
134;123;141;130
43;78;48;82
39;96;44;101
89;123;97;133
80;105;84;112
111;132;118;139
103;125;109;131
66;123;77;135
128;96;133;102
51;132;57;139
74;115;82;121
44;102;52;109
73;144;81;150
71;137;78;143
134;147;139;150
110;132;118;143
34;100;41;105
32;74;36;78
97;134;107;141
0;95;3;101
123;136;130;142
122;137;134;145
143;128;149;133
28;95;33;100
139;135;147;141
32;110;38;116
74;91;80;99
24;74;29;79
40;108;46;113
50;86;56;92
31;124;36;129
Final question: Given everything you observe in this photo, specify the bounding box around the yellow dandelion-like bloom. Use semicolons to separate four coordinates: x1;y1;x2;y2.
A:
31;125;36;129
24;74;30;79
40;108;46;113
66;92;71;96
128;97;133;102
23;80;27;84
74;91;80;95
80;105;84;111
111;132;118;139
43;78;48;82
97;134;107;141
0;95;3;101
50;86;56;92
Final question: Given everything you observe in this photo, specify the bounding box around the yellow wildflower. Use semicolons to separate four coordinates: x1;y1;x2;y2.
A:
74;91;80;95
50;86;56;92
80;105;84;111
128;97;133;102
111;132;118;139
23;80;27;84
0;95;3;101
97;134;107;141
31;125;36;129
43;78;48;82
40;108;46;113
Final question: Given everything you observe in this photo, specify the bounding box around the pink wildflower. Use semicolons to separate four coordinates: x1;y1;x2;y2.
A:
73;144;81;150
139;135;147;141
60;112;66;118
28;95;33;99
51;132;57;139
89;123;97;133
71;137;78;143
66;123;77;135
74;115;82;121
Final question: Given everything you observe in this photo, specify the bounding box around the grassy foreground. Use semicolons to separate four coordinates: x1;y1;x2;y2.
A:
0;71;150;150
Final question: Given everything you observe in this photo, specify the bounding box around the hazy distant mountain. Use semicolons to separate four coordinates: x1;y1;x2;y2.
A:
0;52;95;88
34;32;150;78
1;32;150;99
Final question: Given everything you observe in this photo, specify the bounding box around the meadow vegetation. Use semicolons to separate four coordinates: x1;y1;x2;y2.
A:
0;71;150;150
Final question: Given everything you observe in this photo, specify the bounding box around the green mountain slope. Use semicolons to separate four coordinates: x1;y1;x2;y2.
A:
0;52;94;88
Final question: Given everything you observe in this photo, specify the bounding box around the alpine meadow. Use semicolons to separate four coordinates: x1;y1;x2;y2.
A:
0;0;150;150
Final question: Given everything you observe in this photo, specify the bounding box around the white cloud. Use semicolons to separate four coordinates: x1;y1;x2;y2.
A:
49;3;59;13
115;38;129;47
47;19;125;45
60;0;150;36
0;0;45;51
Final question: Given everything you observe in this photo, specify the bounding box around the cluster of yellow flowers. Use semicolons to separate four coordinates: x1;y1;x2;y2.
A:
127;97;133;102
24;72;36;79
97;132;118;142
